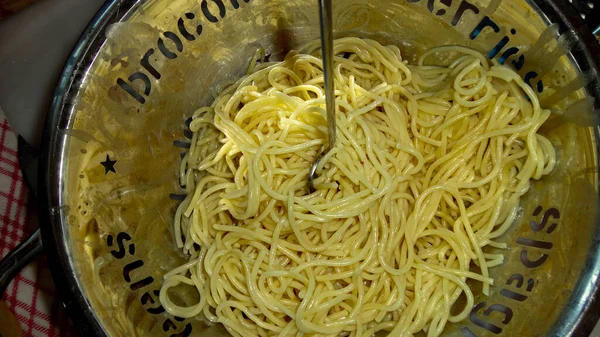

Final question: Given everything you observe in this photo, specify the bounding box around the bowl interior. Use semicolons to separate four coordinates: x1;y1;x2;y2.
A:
50;0;600;336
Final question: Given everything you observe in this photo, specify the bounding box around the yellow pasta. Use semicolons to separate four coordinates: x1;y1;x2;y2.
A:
159;37;556;337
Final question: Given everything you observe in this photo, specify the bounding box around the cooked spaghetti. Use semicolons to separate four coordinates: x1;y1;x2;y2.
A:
159;37;556;337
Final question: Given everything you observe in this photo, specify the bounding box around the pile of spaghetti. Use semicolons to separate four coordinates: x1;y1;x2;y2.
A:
159;37;556;337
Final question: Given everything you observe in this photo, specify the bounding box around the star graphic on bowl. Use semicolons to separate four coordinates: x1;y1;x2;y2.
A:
100;155;117;175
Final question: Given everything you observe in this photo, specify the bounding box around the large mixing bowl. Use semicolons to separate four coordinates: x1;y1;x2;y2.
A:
29;0;600;336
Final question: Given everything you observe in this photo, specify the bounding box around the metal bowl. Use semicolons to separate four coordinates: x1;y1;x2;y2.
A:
32;0;600;336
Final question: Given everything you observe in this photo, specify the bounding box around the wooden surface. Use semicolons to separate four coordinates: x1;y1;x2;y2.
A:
0;0;40;19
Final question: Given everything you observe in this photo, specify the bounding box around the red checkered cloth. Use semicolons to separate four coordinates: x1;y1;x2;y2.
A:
0;108;74;337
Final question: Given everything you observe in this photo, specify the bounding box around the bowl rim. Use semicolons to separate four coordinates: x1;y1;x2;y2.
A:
38;0;600;336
